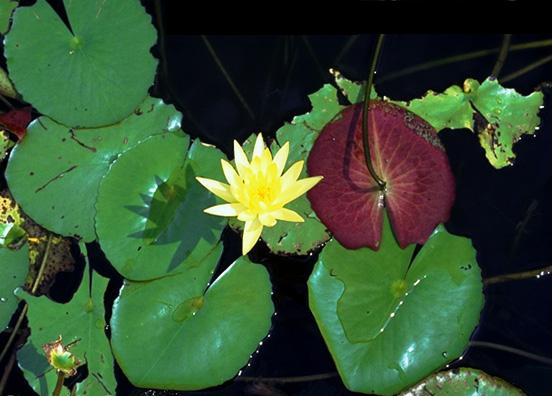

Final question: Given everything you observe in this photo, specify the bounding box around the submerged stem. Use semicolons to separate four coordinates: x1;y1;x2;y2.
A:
491;34;512;78
236;372;338;383
201;35;255;120
378;38;552;84
469;341;552;365
362;34;386;191
484;265;552;286
0;352;16;394
501;54;552;83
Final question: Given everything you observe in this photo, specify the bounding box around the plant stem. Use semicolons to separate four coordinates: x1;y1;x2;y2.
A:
53;371;65;396
236;372;337;384
501;54;552;83
0;349;16;394
362;34;386;191
469;341;552;365
152;1;203;133
201;35;255;120
378;38;552;84
0;304;27;364
491;34;512;78
31;234;53;294
333;35;359;65
0;234;53;363
0;93;14;109
484;265;552;286
301;36;327;82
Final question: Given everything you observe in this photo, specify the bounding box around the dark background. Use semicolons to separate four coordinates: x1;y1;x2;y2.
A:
2;1;552;395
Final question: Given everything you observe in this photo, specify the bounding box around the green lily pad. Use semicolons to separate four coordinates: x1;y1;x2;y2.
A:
334;70;543;169
331;68;379;104
1;130;13;160
398;85;474;132
396;78;543;168
0;244;28;330
466;78;543;168
400;367;525;396
308;217;484;395
4;0;157;127
0;66;17;99
0;0;16;34
16;267;116;395
229;85;342;255
6;97;181;242
96;133;226;280
111;251;274;390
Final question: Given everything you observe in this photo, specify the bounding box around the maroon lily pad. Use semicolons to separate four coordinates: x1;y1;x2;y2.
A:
307;101;455;250
0;106;33;140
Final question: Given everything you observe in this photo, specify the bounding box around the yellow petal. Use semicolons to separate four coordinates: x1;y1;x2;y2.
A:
221;159;241;186
272;207;304;222
196;177;235;202
273;142;289;176
242;218;263;255
280;160;304;190
259;212;277;227
237;210;256;222
253;133;265;158
277;176;323;205
233;140;250;177
204;203;244;217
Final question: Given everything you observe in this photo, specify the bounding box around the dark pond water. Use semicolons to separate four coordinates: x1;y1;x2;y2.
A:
2;5;552;395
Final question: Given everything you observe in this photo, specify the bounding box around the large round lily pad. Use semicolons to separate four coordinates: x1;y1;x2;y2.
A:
6;97;181;242
307;101;455;250
308;217;484;395
400;367;525;396
111;251;274;390
4;0;157;127
0;244;28;330
96;133;226;280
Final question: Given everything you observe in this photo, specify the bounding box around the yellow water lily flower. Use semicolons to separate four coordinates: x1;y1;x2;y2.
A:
196;134;323;255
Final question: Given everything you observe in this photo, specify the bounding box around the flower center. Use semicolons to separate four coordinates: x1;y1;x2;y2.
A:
255;184;272;202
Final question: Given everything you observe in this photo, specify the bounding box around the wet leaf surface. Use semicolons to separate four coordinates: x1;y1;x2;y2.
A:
467;78;543;168
400;367;525;396
308;217;484;395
